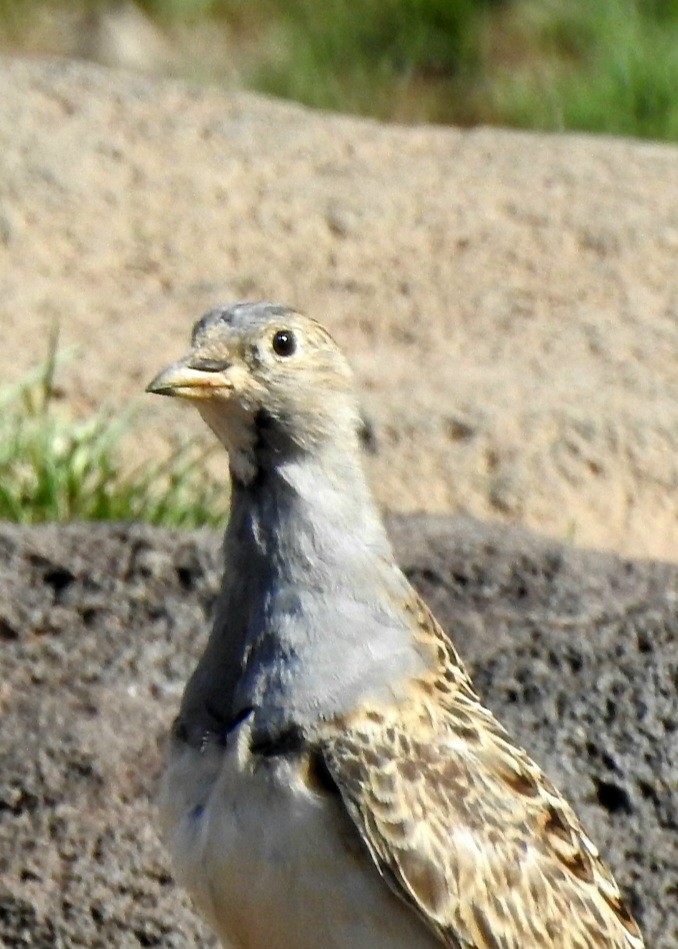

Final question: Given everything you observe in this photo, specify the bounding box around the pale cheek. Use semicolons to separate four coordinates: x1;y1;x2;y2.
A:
197;402;258;481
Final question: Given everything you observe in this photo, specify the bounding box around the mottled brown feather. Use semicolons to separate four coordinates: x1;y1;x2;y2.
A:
321;591;644;949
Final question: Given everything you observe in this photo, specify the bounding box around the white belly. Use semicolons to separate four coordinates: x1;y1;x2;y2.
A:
159;720;438;949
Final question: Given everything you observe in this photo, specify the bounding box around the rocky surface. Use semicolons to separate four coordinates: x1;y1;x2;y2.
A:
0;57;677;560
0;518;675;948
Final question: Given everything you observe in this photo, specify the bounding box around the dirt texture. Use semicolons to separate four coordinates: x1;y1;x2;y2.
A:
0;518;676;948
0;57;677;559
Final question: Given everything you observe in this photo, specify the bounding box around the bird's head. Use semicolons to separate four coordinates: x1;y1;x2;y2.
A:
147;302;361;484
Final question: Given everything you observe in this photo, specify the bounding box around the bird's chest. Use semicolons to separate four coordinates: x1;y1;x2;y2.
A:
159;723;436;949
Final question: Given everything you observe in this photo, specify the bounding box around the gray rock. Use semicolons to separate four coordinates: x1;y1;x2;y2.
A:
0;519;675;947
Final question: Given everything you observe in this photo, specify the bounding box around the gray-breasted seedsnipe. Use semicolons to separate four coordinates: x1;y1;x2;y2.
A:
147;302;644;949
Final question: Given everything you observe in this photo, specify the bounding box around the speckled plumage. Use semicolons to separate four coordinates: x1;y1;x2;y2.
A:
320;596;644;949
148;302;644;949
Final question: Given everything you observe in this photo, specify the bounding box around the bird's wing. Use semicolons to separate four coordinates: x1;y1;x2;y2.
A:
320;598;644;949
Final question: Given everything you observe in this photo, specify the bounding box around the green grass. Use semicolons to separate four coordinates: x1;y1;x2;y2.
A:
247;0;493;123
487;0;678;140
0;341;227;527
1;1;677;136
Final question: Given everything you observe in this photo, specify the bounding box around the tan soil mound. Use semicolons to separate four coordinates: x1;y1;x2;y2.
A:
0;57;676;559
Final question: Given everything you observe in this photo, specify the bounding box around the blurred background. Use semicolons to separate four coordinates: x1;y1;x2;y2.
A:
1;2;676;539
1;0;677;140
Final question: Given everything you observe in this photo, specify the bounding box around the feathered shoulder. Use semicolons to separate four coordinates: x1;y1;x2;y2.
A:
320;593;644;949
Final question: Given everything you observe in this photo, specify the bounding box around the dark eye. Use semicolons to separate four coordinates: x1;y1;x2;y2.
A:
272;329;297;357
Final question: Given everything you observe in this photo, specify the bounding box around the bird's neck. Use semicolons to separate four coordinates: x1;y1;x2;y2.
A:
178;444;428;745
228;441;390;571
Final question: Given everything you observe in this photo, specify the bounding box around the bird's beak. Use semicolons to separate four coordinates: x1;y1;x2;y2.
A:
146;355;233;401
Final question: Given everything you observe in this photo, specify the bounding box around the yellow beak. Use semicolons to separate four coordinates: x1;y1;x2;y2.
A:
146;356;232;401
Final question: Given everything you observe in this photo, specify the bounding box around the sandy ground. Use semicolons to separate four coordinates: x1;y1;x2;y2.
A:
0;57;677;559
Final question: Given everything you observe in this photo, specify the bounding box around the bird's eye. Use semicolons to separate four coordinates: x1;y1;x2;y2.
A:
272;329;297;357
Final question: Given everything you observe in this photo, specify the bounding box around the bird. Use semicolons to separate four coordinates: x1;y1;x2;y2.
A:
147;301;644;949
